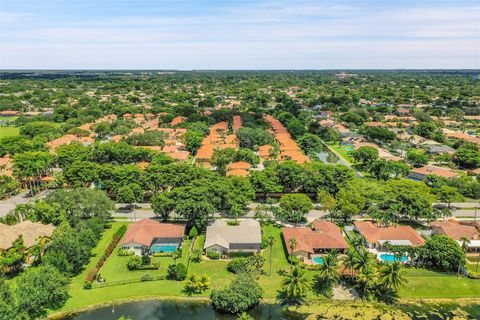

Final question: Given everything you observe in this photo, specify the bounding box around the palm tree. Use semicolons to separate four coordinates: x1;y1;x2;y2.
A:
281;266;309;306
315;251;340;297
458;237;469;275
354;249;374;274
268;235;275;276
288;237;297;268
171;250;181;266
342;248;357;277
378;261;407;292
357;264;377;299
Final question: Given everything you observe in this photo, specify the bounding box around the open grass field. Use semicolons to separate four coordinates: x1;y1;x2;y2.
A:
59;221;480;314
400;268;480;298
0;126;19;138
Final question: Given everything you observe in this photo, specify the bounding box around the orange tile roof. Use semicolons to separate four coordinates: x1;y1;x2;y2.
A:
226;169;249;177
431;220;479;241
119;219;185;247
258;145;273;158
411;166;458;179
168;151;190;161
282;221;348;254
136;162;150;170
111;135;123;143
162;145;177;153
170;116;186;126
232;115;242;133
354;221;425;246
226;162;251;171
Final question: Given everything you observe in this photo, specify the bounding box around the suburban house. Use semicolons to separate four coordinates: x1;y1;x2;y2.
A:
353;221;425;250
119;219;186;255
431;220;480;252
422;144;455;155
282;220;349;261
204;219;261;255
0;221;55;251
407;165;458;181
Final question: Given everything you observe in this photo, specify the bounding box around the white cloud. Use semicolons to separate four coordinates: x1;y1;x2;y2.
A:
1;1;479;68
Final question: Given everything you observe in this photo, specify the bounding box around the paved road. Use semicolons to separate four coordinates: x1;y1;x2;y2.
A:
0;189;53;217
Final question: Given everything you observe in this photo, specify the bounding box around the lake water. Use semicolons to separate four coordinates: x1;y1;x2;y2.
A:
69;300;299;320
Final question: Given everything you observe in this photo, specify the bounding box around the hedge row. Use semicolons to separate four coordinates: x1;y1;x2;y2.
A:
85;225;128;284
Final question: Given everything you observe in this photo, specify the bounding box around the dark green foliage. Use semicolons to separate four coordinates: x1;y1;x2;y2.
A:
418;235;466;272
167;263;187;280
211;273;263;314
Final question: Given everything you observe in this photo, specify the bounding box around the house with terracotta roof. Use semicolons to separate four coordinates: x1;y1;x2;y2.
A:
353;221;425;250
170;116;186;126
0;156;13;176
431;220;480;252
204;219;261;256
0;110;20;117
119;219;186;256
407;165;458;181
0;221;55;251
258;145;273;162
282;220;349;261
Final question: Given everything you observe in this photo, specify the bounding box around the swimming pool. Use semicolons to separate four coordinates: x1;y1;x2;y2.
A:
150;245;178;253
344;146;353;151
312;256;324;264
379;254;408;262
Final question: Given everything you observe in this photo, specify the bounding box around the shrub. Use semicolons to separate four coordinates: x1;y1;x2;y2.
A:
142;255;151;265
127;256;142;271
167;263;187;281
141;273;153;281
83;281;92;290
184;274;211;294
207;251;220;260
229;252;254;258
189;226;198;239
227;258;249;274
153;252;172;257
118;249;135;256
211;273;263;314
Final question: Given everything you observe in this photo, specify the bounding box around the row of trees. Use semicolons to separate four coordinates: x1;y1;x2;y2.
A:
0;188;114;319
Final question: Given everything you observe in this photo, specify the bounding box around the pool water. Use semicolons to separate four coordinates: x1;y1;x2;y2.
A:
379;254;408;262
150;245;178;253
312;257;324;264
344;146;353;151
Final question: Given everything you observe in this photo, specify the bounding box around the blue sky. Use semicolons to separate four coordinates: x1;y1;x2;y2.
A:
1;0;479;69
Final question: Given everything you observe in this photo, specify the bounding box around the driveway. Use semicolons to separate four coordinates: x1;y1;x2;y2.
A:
0;189;53;218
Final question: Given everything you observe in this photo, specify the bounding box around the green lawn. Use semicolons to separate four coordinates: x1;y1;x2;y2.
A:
0;126;19;138
400;268;480;298
58;222;480;314
327;143;356;164
0;116;18;122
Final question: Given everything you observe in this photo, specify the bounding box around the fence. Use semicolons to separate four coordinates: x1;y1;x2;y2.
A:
93;275;166;289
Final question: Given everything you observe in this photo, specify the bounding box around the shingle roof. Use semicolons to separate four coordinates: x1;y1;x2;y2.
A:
204;220;261;249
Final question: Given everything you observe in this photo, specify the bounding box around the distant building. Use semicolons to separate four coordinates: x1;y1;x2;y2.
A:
407;165;458;181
